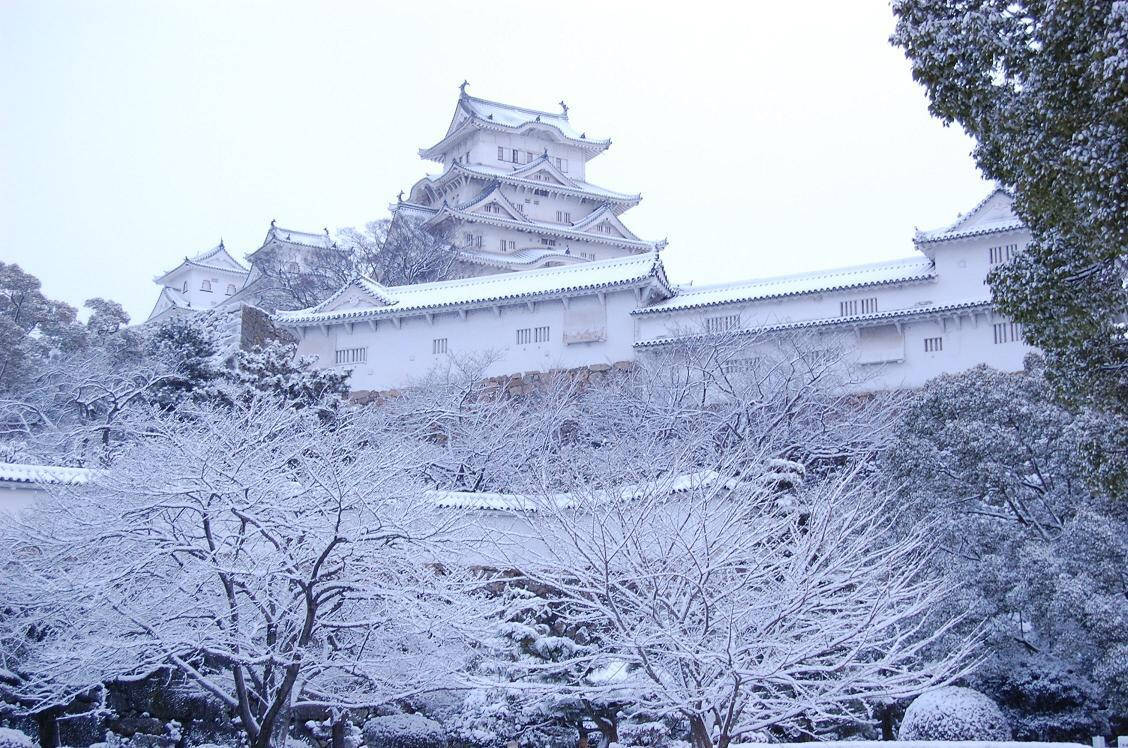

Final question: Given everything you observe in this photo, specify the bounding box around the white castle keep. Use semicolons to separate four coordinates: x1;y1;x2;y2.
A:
147;86;1035;392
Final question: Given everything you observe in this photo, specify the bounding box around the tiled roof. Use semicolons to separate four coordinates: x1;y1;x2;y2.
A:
276;252;672;325
915;186;1024;243
416;161;641;204
635;300;993;348
635;257;936;315
155;242;249;283
422;202;660;251
457;247;587;269
0;463;94;486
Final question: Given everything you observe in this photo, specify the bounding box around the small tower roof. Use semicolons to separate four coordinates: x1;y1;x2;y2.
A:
154;242;249;285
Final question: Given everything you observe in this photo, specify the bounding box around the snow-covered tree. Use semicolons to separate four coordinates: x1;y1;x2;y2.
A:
502;453;972;748
891;0;1128;410
227;342;350;411
338;216;457;288
884;360;1128;738
0;396;485;748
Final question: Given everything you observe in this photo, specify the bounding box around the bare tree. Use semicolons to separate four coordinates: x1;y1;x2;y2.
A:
338;215;457;288
0;396;486;748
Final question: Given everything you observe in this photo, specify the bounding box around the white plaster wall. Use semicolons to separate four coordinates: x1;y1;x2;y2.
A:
929;228;1031;299
163;267;242;311
291;288;641;392
0;484;45;518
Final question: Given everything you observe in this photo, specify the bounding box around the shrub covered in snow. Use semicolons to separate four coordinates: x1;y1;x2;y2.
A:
899;686;1012;740
0;728;33;748
361;713;446;748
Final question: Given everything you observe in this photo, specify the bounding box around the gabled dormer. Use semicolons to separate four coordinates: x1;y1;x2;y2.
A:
310;276;399;317
572;204;641;241
914;186;1024;258
460;182;529;222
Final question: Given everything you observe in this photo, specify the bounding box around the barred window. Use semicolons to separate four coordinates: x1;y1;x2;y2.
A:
840;298;878;316
534;326;550;343
924;336;943;352
993;322;1023;344
432;338;448;355
516;328;532;345
335;347;366;365
705;314;741;334
497;146;504;160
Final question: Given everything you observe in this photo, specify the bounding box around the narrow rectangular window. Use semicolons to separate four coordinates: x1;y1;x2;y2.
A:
499;238;506;250
527;151;535;163
555;157;562;169
512;149;519;163
839;300;859;316
560;158;568;172
334;347;366;365
989;246;1003;264
556;210;563;222
860;297;878;314
516;328;532;345
705;314;741;334
432;338;448;355
924;336;943;352
992;322;1023;344
508;240;516;250
497;146;504;160
534;326;550;343
563;211;571;223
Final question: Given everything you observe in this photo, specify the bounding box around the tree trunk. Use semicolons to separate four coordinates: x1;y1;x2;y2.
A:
577;725;589;748
331;714;347;748
593;716;618;748
688;716;713;748
35;708;60;748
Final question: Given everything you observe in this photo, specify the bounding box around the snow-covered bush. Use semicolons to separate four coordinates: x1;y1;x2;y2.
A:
361;713;446;748
898;686;1011;740
0;728;33;748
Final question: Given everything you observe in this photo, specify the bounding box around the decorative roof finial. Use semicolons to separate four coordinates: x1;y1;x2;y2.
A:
397;190;404;202
324;227;330;236
559;100;568;117
219;238;224;248
543;147;549;158
270;218;276;228
459;80;469;96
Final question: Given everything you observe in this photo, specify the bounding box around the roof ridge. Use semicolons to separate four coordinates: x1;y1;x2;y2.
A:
678;256;931;296
463;93;564;121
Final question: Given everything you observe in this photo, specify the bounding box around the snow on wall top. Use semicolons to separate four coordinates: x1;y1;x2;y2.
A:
0;463;93;486
456;246;587;269
635;256;936;316
276;252;673;325
428;470;739;512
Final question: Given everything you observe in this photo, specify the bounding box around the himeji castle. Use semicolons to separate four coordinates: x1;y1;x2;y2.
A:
396;82;663;275
147;85;1036;394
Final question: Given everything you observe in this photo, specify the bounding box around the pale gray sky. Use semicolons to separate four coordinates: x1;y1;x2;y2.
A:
0;1;990;322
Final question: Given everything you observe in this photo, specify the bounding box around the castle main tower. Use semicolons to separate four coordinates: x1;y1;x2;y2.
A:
395;83;664;276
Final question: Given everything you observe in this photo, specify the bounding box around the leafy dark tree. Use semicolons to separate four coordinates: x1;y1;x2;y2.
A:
0;263;85;391
228;341;350;410
143;316;224;408
891;1;1128;410
884;360;1127;738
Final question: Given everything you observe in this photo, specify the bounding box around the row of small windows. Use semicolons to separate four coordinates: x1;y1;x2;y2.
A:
336;326;553;366
515;326;551;345
993;322;1023;344
924;336;943;352
335;347;366;365
840;298;878;317
555;210;572;223
497;146;569;172
186;280;237;295
705;314;742;334
988;243;1020;265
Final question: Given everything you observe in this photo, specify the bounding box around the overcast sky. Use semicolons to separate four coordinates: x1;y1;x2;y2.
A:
0;1;991;322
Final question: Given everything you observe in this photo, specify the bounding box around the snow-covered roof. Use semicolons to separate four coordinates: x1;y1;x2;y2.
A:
635;299;993;348
635;257;936;316
154;242;249;284
415;200;662;252
145;285;193;323
457;247;587;269
914;186;1025;245
246;223;335;261
0;463;94;487
429;470;738;512
411;160;641;208
420;90;610;160
276;252;673;325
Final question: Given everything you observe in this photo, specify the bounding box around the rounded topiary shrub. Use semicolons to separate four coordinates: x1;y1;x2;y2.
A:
0;728;34;748
362;713;446;748
899;686;1012;740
